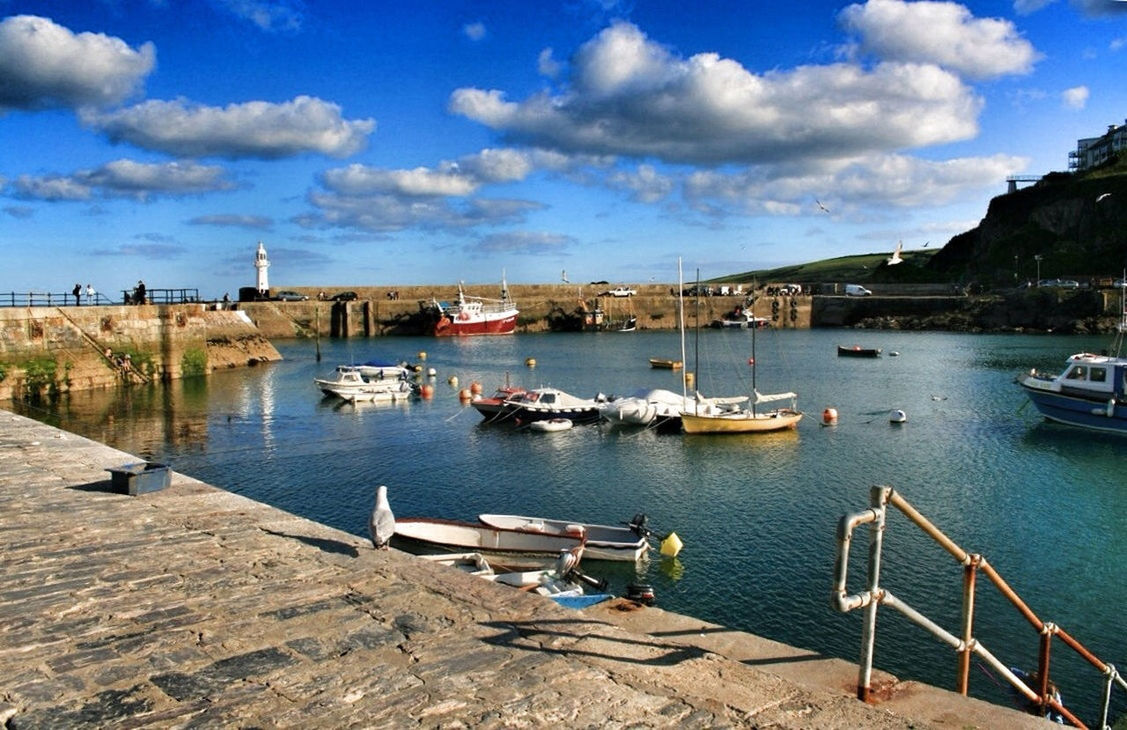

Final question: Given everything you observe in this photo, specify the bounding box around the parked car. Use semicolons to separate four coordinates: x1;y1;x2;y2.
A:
273;290;308;301
601;286;636;297
330;291;358;301
845;284;872;297
1038;279;1080;288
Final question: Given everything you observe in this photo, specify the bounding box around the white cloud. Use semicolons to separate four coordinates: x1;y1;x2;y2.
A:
463;22;486;41
189;214;273;229
1110;37;1125;52
298;192;543;233
685;153;1028;213
839;0;1039;79
218;0;304;32
475;231;575;255
0;15;154;112
1073;0;1127;17
450;21;983;166
83;96;374;159
1013;0;1056;13
1061;85;1089;109
10;159;234;201
538;48;561;78
606;165;675;203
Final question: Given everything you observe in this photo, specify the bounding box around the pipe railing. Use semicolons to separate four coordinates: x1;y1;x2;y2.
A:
0;290;201;307
833;485;1126;729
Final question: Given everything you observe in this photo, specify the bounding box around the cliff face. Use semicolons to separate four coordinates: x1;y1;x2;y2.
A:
927;169;1127;286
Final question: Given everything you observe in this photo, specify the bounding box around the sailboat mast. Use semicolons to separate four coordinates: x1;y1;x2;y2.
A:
678;258;688;404
694;269;700;410
751;303;757;416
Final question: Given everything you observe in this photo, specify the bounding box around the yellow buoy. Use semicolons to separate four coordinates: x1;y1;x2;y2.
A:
525;357;536;367
448;375;459;386
822;407;838;425
417;351;427;361
684;372;694;387
470;381;483;395
659;532;683;558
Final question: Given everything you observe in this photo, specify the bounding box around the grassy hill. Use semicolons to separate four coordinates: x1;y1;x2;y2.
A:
714;249;939;285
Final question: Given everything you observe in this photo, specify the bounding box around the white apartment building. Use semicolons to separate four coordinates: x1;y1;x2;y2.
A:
1070;118;1127;171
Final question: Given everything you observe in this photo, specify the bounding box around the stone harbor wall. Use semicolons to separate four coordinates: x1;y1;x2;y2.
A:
0;304;281;400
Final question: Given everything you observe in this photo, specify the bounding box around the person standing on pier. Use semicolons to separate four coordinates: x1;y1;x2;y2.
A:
85;284;95;304
72;283;81;306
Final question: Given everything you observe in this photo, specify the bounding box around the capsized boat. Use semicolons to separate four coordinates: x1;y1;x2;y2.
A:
313;365;417;402
391;517;586;569
478;514;650;562
1017;284;1127;434
429;276;518;336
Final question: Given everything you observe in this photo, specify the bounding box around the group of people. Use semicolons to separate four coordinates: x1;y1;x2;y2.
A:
124;280;147;305
71;283;96;305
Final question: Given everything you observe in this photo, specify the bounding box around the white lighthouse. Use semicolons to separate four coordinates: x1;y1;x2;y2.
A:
254;241;270;296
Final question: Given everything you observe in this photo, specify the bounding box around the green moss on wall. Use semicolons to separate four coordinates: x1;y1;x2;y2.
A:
181;347;208;377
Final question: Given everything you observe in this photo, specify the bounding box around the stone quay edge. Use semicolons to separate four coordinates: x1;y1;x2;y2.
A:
0;409;1045;728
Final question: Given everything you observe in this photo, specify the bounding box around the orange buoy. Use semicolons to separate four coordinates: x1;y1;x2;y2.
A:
458;388;472;402
419;384;434;399
470;381;483;395
822;407;838;425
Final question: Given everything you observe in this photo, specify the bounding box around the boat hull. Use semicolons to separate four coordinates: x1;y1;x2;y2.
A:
433;311;518;337
837;346;882;358
681;409;803;434
391;518;584;569
1018;378;1126;434
478;514;649;562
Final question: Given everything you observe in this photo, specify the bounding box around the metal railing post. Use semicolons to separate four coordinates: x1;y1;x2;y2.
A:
857;485;890;701
957;555;979;694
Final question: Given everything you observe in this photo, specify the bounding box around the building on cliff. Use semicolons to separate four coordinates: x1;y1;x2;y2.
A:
1071;118;1127;171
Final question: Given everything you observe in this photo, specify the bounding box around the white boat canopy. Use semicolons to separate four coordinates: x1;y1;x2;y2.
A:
752;390;798;405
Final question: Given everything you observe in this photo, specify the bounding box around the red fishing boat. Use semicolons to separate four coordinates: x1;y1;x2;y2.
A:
430;278;518;336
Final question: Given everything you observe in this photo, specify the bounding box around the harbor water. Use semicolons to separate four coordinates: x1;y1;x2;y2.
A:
12;328;1126;723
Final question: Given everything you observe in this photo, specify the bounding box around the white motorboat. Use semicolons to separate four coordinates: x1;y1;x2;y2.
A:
314;365;416;403
391;517;586;569
478;514;650;562
500;387;604;425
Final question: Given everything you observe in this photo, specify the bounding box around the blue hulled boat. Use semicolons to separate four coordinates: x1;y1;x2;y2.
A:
1017;292;1127;434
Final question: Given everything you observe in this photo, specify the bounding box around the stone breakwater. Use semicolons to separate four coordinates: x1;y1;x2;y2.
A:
0;305;281;400
0;410;1044;728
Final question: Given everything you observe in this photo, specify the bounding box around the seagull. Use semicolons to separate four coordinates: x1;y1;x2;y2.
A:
887;240;904;265
815;199;830;214
1097;193;1112;203
922;241;930;247
369;485;395;549
561;269;569;284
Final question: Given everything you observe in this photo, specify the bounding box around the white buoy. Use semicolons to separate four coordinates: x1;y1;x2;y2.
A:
427;367;437;377
890;409;907;424
822;407;838;425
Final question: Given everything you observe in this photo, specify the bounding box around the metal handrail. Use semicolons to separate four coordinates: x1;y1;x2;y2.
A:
833;485;1126;729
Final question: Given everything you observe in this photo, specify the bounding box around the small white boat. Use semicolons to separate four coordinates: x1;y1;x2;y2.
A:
528;418;573;432
501;387;603;425
391;517;586;569
314;365;416;402
479;514;650;562
419;549;604;603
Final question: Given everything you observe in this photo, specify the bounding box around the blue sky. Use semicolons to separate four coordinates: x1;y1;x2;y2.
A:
1;0;1124;298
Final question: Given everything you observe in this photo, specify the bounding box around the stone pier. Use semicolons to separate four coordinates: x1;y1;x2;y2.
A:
0;410;1045;728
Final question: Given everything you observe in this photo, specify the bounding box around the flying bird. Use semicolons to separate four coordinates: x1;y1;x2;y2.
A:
922;241;930;247
1096;193;1112;203
815;199;830;214
369;485;395;549
561;269;569;283
887;240;904;265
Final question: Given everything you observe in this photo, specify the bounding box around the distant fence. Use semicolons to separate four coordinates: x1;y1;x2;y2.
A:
0;289;201;307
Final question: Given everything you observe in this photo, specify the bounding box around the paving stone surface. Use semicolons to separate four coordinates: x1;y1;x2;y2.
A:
0;409;1045;728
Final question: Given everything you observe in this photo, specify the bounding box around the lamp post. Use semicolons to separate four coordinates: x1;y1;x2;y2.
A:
1014;255;1019;281
1034;255;1042;286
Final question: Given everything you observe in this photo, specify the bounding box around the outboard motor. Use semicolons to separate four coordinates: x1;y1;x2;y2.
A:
626;583;655;606
627;513;650;537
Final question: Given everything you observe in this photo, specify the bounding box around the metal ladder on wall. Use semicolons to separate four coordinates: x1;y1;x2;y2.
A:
833;485;1125;729
54;308;150;384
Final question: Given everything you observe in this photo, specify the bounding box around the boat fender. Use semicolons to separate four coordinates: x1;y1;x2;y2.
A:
790;298;797;309
564;524;586;538
771;300;779;312
1108;398;1116;417
790;309;797;322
